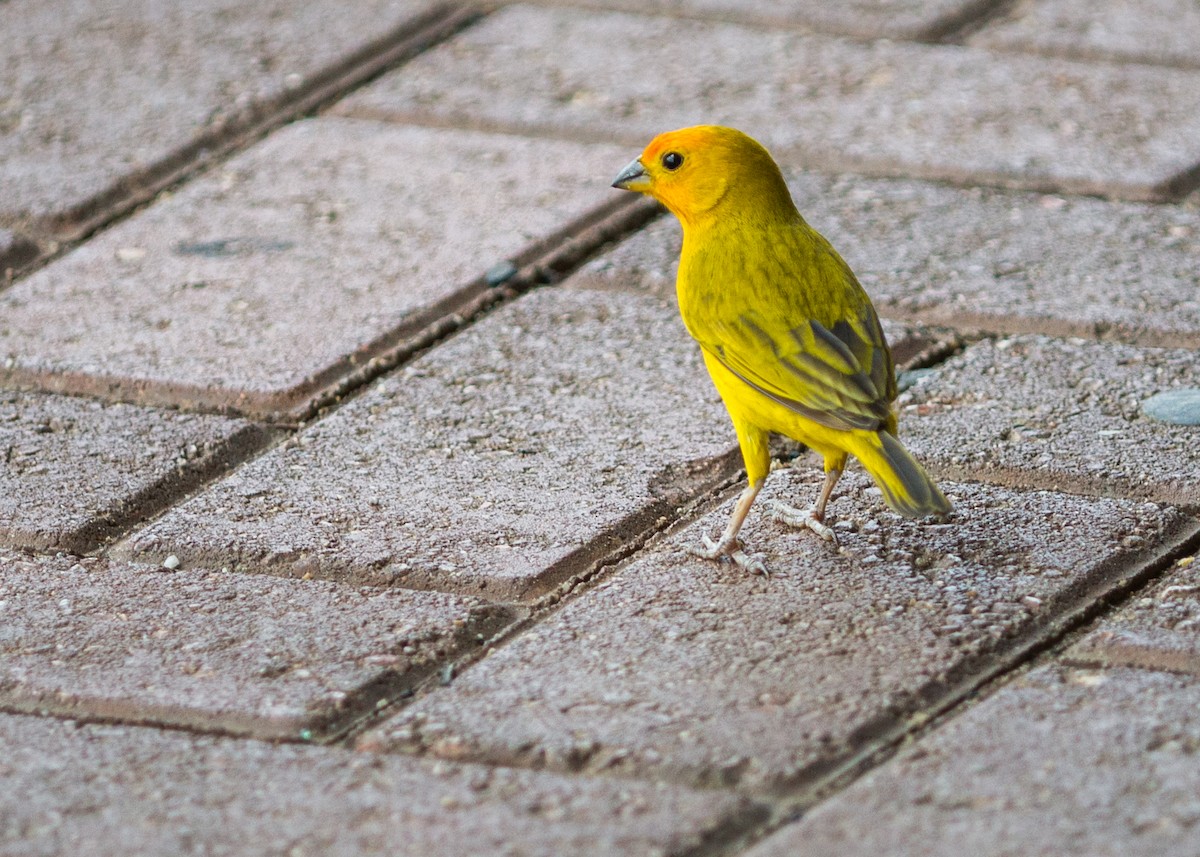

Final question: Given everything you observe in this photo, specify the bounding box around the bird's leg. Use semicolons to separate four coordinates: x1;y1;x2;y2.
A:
689;478;767;575
769;465;842;544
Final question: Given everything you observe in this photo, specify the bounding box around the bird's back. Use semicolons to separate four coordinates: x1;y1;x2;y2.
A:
678;213;898;436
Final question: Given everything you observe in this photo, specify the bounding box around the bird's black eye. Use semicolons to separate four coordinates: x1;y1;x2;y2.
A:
661;151;684;171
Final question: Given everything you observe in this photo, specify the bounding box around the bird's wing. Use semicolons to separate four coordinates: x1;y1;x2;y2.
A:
701;305;895;432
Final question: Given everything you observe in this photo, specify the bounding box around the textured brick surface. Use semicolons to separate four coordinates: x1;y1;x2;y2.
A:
813;180;1200;345
750;666;1200;857
519;0;993;39
0;713;759;857
359;470;1188;792
336;4;1200;199
576;173;1200;347
118;288;736;601
973;0;1200;68
0;120;631;417
0;390;267;552
6;0;1200;844
900;336;1200;505
0;550;512;740
1068;555;1200;676
0;0;443;234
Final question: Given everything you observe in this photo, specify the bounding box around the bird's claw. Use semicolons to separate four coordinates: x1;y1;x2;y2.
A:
688;534;769;576
767;500;839;546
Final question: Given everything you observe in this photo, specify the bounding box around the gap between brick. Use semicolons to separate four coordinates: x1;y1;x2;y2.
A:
922;0;1024;44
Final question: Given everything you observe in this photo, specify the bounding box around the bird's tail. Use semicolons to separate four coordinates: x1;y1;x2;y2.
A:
850;431;951;519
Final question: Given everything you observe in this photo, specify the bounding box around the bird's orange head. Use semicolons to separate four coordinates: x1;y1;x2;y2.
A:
611;125;798;230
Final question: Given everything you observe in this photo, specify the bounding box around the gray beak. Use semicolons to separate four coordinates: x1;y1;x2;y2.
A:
611;158;649;191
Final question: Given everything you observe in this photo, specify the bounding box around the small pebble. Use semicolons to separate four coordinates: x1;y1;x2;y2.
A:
897;368;936;393
485;261;517;287
162;554;181;570
1142;389;1200;426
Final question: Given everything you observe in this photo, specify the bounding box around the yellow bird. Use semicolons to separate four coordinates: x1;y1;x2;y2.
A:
612;125;950;573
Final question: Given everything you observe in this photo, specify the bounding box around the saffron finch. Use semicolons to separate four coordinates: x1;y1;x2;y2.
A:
612;125;950;573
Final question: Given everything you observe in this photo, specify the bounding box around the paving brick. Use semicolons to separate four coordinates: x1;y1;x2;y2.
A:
748;666;1200;857
972;0;1200;68
0;714;759;856
0;550;512;740
0;0;448;237
358;469;1191;792
899;336;1200;505
117;288;737;601
818;181;1200;346
0;228;38;275
1067;555;1200;676
0;390;267;553
518;0;993;40
0;120;633;418
335;4;1200;200
576;173;1200;347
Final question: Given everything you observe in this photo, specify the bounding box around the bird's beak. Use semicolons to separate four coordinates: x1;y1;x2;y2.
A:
612;158;650;191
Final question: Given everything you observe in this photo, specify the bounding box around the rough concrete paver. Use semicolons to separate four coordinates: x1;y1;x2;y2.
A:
519;0;993;40
972;0;1200;68
0;119;633;418
5;0;1199;845
0;0;445;237
0;550;512;740
0;713;760;857
575;173;1200;347
900;336;1200;505
335;4;1200;200
1068;555;1200;676
359;468;1190;792
117;287;736;601
748;666;1200;857
0;390;267;553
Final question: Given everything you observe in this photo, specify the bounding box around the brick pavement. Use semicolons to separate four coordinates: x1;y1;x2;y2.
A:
2;1;1199;854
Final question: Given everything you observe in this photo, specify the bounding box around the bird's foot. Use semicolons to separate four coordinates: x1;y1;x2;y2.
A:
767;500;839;545
687;534;769;576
